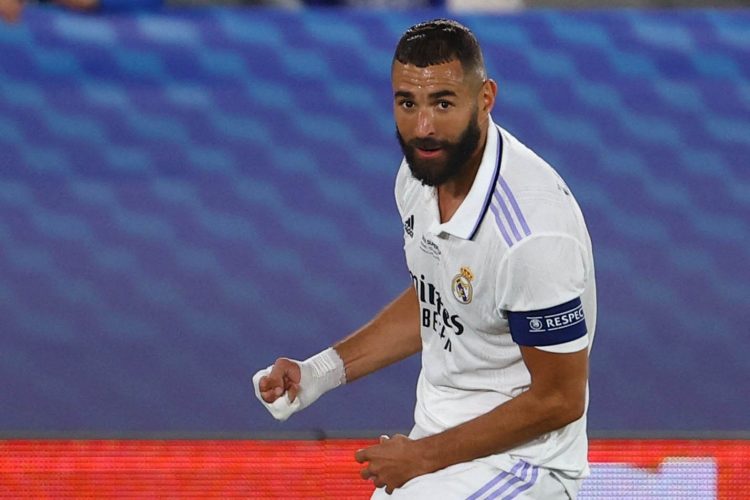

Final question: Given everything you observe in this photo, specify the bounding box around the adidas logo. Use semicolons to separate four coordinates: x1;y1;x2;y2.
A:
404;214;414;238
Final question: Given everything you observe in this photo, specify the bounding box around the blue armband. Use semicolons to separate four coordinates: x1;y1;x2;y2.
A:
507;297;587;347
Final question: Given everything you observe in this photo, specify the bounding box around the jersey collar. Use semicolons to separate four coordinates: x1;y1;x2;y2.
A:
429;116;503;240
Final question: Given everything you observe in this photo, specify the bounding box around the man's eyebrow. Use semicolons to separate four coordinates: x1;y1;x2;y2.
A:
394;90;458;100
429;90;457;99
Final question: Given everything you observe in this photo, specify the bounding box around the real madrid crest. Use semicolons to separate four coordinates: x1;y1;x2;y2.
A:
451;266;474;304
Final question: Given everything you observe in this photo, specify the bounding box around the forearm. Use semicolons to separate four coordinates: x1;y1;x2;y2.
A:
334;286;421;382
417;346;588;472
418;386;583;472
254;286;421;421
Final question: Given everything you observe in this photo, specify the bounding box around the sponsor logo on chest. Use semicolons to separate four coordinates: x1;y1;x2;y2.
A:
409;265;477;353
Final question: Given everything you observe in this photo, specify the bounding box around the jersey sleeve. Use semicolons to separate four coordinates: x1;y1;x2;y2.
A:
498;234;590;353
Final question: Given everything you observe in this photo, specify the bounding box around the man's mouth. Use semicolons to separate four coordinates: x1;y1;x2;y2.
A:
416;147;443;158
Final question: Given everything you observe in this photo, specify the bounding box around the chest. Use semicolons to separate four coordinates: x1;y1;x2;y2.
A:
402;206;507;339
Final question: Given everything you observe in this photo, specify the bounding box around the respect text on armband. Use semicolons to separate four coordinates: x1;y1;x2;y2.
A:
410;271;464;352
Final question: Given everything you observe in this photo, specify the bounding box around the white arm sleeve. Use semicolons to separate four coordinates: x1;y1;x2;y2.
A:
499;234;590;353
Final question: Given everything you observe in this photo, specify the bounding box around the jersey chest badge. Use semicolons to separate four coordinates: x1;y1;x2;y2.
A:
451;266;474;304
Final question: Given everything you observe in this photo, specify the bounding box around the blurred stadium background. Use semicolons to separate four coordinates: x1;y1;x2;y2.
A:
0;0;748;497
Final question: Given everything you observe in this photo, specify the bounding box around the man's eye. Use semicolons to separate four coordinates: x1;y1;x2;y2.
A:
438;101;453;109
401;101;414;109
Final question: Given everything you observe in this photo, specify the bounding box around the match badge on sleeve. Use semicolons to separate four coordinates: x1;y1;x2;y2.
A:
451;266;474;304
528;318;545;332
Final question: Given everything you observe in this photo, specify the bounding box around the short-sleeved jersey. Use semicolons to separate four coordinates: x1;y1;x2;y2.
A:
395;117;597;478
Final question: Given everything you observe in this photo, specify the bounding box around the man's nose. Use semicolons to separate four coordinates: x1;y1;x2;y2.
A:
415;109;436;137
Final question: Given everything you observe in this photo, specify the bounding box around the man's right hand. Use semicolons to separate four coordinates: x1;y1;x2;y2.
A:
252;359;304;422
257;358;302;404
252;348;346;422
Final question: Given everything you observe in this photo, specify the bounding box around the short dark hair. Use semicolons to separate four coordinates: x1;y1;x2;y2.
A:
393;19;486;80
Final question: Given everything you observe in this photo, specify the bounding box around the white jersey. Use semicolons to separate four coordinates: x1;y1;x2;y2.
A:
395;117;596;478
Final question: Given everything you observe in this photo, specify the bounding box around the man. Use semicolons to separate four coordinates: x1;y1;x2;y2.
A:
254;19;596;499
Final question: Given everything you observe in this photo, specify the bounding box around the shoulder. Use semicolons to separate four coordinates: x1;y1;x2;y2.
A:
497;128;583;238
499;128;566;202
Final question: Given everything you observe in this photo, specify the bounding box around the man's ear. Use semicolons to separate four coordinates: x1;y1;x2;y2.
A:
481;79;498;114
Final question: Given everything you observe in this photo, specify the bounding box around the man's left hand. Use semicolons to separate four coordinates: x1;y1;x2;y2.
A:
355;434;433;494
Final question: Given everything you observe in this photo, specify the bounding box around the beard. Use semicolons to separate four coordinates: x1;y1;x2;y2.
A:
396;110;481;187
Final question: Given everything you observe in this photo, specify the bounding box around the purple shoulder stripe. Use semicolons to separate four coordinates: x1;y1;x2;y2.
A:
498;176;531;237
489;203;515;248
493;190;523;242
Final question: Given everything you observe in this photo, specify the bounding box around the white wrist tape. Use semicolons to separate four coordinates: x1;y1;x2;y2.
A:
253;347;346;422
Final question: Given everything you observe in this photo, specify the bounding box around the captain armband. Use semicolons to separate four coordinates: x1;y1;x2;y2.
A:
507;297;587;347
